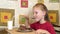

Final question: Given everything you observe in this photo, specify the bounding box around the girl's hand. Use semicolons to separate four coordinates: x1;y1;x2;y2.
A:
23;15;29;20
35;29;50;34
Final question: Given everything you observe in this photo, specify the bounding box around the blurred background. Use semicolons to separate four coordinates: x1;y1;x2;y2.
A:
0;0;60;34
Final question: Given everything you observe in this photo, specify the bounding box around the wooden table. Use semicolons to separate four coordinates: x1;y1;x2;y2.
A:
6;28;35;34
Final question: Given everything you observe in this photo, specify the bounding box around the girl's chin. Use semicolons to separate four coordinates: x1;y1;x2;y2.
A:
35;19;40;21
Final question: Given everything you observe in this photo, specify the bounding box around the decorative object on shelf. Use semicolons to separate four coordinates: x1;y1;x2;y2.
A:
48;10;59;25
38;0;44;4
49;0;59;3
21;0;28;8
0;8;15;26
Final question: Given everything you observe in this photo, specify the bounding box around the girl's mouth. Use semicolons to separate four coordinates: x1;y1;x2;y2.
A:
32;17;35;19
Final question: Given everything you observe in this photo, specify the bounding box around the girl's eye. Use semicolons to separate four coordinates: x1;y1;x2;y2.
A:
35;12;38;14
33;11;38;14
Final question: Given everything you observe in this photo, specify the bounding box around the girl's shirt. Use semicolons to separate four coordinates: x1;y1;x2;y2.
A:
30;21;56;34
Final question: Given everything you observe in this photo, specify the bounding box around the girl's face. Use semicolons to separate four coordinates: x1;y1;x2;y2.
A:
33;7;46;21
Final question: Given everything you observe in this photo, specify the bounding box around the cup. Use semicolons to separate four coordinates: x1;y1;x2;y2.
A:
7;21;13;30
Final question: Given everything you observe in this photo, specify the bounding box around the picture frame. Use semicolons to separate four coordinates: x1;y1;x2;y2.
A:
0;8;15;26
19;15;27;24
21;0;28;8
48;10;59;25
49;0;59;3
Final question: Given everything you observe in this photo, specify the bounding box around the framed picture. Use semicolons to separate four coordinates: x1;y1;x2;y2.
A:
49;0;59;3
48;10;59;25
21;0;28;8
19;15;27;24
0;8;15;26
38;0;44;3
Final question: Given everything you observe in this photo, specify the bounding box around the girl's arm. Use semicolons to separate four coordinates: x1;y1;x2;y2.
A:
35;29;50;34
23;15;35;29
23;15;30;28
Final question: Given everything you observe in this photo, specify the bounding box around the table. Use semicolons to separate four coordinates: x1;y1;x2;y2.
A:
6;28;35;34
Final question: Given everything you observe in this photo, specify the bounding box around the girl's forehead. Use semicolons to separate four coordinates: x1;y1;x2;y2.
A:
33;7;42;11
33;7;42;10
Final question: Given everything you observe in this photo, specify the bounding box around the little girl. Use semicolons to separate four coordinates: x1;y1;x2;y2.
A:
30;3;56;34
